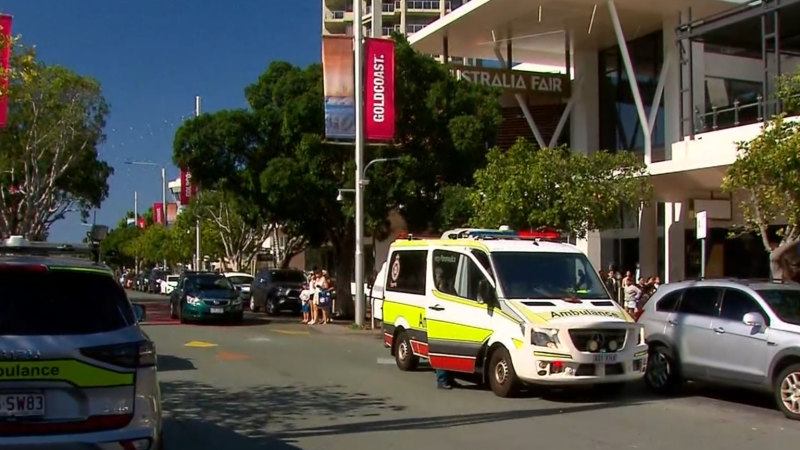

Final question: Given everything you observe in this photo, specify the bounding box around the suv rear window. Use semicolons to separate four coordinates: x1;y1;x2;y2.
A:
269;271;306;283
0;269;135;335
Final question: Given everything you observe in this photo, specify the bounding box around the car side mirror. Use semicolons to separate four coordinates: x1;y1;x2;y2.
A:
743;312;765;329
132;303;147;323
235;286;242;292
477;280;496;305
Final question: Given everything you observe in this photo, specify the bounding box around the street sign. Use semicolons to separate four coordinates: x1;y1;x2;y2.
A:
696;210;707;240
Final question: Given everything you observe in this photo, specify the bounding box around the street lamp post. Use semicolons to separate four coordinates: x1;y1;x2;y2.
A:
347;157;401;327
125;161;168;269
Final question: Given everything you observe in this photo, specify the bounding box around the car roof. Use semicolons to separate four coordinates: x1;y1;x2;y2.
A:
390;238;583;254
0;254;113;274
656;278;800;292
223;272;252;277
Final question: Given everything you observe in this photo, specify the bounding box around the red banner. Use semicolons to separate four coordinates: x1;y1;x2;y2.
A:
137;217;146;229
0;15;12;129
364;37;395;141
179;169;197;205
153;202;164;225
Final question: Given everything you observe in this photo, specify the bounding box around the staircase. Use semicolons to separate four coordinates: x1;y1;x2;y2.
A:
495;104;567;149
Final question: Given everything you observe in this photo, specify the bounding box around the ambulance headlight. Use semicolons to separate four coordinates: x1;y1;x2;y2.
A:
532;328;560;348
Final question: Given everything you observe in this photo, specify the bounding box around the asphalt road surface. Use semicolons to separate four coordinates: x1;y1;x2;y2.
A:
128;290;800;450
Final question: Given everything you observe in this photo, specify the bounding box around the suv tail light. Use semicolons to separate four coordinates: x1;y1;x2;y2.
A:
634;310;644;321
80;340;155;368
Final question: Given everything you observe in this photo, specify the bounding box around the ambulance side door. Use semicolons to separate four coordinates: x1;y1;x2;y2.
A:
426;247;495;374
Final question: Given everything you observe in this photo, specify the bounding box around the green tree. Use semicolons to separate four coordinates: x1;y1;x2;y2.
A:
722;113;800;281
0;38;112;240
470;140;651;238
173;36;501;317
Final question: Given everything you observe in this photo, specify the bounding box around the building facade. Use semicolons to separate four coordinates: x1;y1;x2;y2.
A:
323;0;474;37
407;0;800;282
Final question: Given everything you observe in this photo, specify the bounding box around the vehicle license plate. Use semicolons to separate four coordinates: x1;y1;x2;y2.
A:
594;353;617;363
210;308;224;314
0;393;45;417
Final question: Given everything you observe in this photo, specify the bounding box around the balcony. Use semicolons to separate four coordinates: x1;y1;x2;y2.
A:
406;23;427;34
405;0;450;13
324;9;354;22
366;2;397;15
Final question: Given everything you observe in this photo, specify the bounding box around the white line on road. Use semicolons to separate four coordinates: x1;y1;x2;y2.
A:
247;336;272;342
377;357;395;365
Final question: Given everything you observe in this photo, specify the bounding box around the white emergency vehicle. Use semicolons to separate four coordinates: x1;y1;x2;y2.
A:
380;228;647;397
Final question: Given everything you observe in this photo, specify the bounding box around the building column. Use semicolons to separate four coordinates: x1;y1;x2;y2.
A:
400;0;407;35
576;231;602;272
569;49;599;156
662;17;680;160
638;204;658;279
664;201;685;283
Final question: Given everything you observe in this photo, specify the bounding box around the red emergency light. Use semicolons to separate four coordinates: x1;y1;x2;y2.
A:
518;230;562;240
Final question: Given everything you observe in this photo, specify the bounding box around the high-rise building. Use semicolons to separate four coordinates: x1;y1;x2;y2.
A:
322;0;473;37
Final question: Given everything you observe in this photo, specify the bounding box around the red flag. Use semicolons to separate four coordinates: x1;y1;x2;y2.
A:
180;169;196;205
0;15;12;129
153;202;165;225
137;217;146;229
365;37;395;141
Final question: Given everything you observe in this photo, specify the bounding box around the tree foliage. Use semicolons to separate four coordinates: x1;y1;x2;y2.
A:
470;140;652;238
173;36;501;317
0;38;112;239
722;114;800;280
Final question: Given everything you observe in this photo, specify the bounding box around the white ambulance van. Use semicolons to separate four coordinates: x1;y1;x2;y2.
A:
381;228;647;397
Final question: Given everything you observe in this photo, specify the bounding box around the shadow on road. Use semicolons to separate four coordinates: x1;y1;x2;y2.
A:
161;380;405;441
164;417;303;450
157;354;197;372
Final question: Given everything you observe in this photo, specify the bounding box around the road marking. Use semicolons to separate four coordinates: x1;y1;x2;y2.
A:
377;357;395;365
184;340;218;348
272;329;310;335
216;351;249;361
247;336;272;342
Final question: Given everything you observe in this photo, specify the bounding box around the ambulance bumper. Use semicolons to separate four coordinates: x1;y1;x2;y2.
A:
517;346;648;385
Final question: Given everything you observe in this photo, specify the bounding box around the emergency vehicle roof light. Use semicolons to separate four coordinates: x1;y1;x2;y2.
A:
518;230;562;241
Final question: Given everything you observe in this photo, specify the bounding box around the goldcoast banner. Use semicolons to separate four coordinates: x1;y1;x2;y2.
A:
0;15;12;128
322;36;355;139
364;37;395;141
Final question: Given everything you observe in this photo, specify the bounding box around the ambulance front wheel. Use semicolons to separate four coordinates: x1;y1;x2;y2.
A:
488;347;520;398
394;329;419;371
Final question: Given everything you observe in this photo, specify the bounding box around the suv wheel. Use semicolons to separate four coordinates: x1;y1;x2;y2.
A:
775;363;800;420
249;295;260;313
645;344;681;395
265;298;279;316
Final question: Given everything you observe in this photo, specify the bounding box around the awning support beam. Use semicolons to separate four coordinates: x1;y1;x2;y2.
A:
608;0;652;164
549;73;584;148
648;47;673;136
492;32;547;149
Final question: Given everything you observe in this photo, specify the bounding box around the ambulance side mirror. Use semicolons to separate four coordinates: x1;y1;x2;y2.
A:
477;280;496;305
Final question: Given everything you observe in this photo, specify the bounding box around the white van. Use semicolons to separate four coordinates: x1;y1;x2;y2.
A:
381;228;647;397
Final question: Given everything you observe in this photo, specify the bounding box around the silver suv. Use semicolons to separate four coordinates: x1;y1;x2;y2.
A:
0;234;163;448
640;278;800;420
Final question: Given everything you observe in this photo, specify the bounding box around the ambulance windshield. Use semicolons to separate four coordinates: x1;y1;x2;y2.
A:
491;251;610;300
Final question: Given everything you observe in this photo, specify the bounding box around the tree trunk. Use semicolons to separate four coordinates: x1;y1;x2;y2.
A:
770;239;800;282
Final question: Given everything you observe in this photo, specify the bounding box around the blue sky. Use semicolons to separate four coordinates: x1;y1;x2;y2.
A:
1;0;321;241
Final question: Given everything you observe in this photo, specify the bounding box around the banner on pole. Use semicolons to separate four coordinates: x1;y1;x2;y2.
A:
322;35;355;140
137;217;146;229
166;202;178;225
0;14;12;129
365;38;395;141
179;169;196;205
153;202;165;225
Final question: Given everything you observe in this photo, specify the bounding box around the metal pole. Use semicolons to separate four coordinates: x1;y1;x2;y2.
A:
371;0;382;37
162;166;167;269
354;0;366;327
700;238;706;279
134;190;139;272
194;95;201;271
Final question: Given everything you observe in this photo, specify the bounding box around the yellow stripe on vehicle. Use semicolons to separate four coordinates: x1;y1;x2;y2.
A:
391;240;430;248
634;350;648;358
438;240;490;252
431;290;521;325
382;299;427;330
426;318;492;343
512;338;524;349
48;266;112;275
0;360;135;388
509;300;550;324
533;351;573;360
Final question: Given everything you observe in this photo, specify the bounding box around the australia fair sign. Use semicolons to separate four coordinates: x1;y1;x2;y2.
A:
364;37;395;141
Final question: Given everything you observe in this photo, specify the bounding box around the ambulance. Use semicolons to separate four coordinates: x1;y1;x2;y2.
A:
380;228;647;397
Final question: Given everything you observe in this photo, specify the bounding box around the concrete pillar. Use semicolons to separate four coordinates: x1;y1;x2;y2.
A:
664;201;685;283
570;49;600;156
638;204;658;279
400;0;407;34
662;17;681;160
576;231;603;272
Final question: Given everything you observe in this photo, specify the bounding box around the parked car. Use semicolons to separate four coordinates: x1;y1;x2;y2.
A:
224;272;254;301
169;272;243;324
249;269;306;315
160;274;179;295
640;278;800;420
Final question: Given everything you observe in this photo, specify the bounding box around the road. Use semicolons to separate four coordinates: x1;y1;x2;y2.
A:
129;291;800;450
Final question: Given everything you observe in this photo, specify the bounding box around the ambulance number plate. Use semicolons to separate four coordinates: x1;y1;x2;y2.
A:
0;393;45;417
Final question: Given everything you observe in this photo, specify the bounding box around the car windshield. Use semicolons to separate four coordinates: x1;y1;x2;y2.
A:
490;251;610;300
0;268;135;335
187;275;234;291
270;271;306;283
757;289;800;325
227;275;253;285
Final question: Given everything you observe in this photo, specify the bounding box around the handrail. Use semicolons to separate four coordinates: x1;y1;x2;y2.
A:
693;93;800;133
